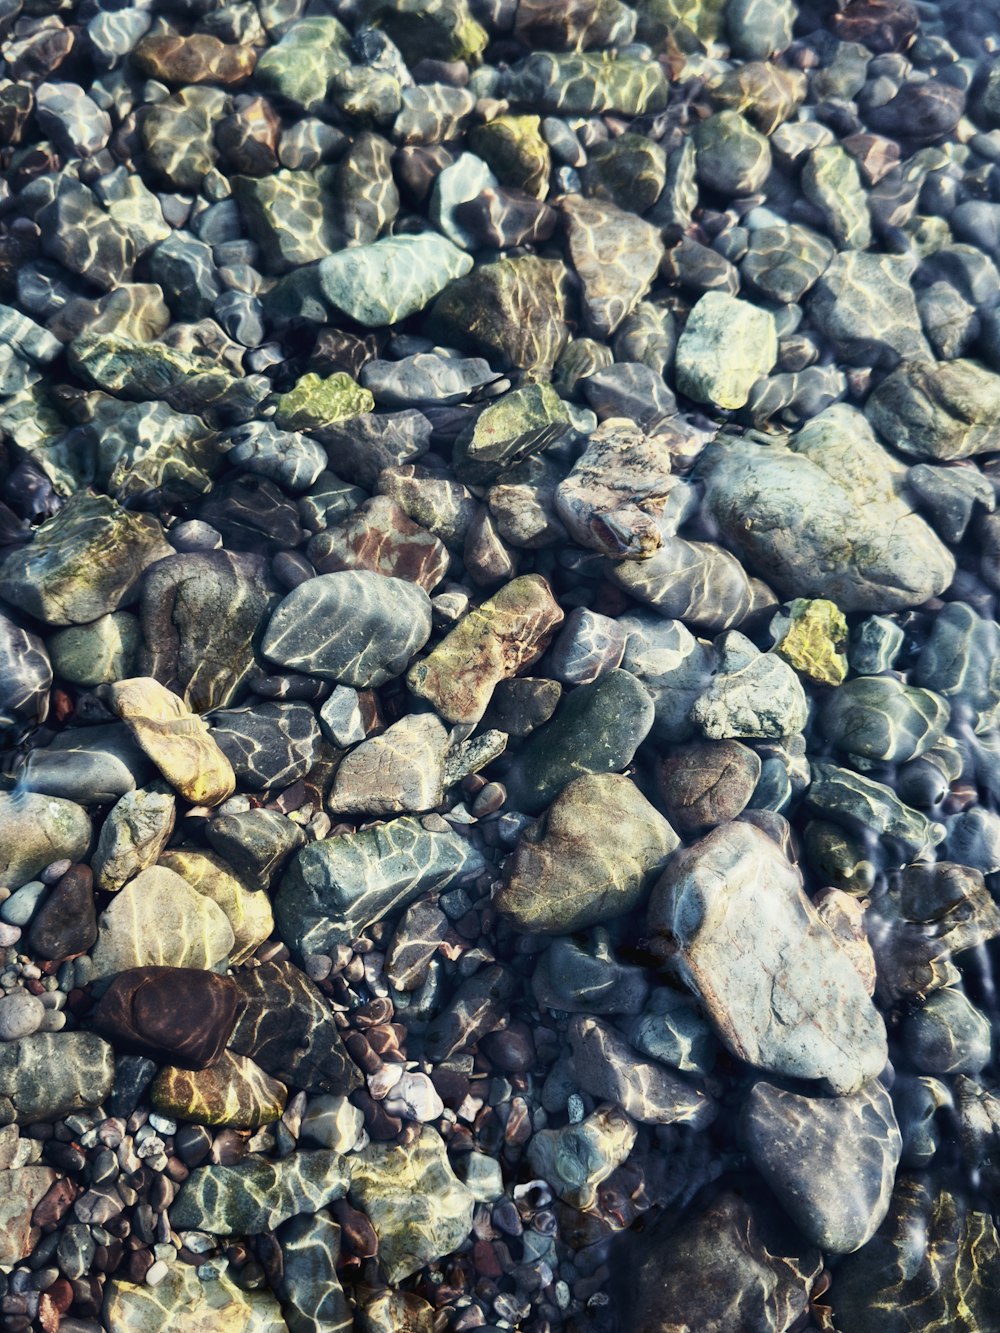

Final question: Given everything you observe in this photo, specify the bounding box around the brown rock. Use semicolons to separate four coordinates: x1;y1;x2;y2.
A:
829;0;919;53
91;966;242;1069
27;865;97;961
307;496;449;592
133;34;257;86
657;740;761;834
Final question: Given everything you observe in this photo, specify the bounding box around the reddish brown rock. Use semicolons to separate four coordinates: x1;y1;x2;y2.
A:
657;740;762;835
216;97;281;176
91;966;243;1069
27;864;97;961
132;34;257;86
307;495;449;592
829;0;919;53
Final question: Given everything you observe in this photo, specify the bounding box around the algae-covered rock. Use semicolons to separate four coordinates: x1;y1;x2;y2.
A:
271;373;374;432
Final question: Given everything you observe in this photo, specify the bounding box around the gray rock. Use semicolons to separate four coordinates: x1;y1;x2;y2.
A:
675;292;778;409
943;805;1000;873
806;763;945;860
867;357;1000;460
647;819;888;1093
743;1079;902;1253
901;987;992;1074
801;144;872;249
327;713;450;816
0;992;45;1042
319;232;473;326
171;1151;349;1235
610;534;754;633
907;462;995;544
0;792;91;891
0;610;51;731
262;571;432;687
429;152;498;249
691;632;809;739
210;702;321;792
619;613;714;742
549;607;626;685
205;810;306;889
568;1015;712;1125
527;1105;636;1208
914;601;1000;730
91;784;176;894
821;675;949;764
694;110;772;196
277;1211;351;1333
627;987;719;1074
48;612;139;688
0;1032;114;1123
532;929;649;1015
223;422;326;493
849;617;905;675
809;252;933;367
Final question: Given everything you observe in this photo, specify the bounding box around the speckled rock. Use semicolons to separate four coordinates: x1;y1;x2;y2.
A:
0;1031;115;1124
152;1051;287;1129
171;1151;349;1234
691;633;809;740
658;740;761;834
866;357;1000;460
527;1105;636;1209
209;703;321;792
318;233;472;326
307;495;449;592
91;784;176;893
328;713;451;816
104;1261;287;1333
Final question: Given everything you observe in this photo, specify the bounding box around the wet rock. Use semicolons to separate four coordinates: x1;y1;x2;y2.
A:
867;357;1000;460
228;962;361;1096
914;601;1000;731
527;1105;636;1208
822;675;949;763
318;232;472;327
901;987;992;1074
272;373;373;432
92;966;241;1069
628;986;719;1073
658;739;761;834
276;816;485;955
254;17;350;111
26;863;96;960
533;929;649;1015
423;962;516;1061
691;633;808;740
171;1150;349;1234
569;1016;713;1126
0;791;91;891
908;463;994;544
0;1032;114;1124
328;713;450;816
308;496;448;592
830;0;919;52
348;1127;475;1283
697;406;954;612
741;223;835;303
104;1261;288;1333
210;702;321;792
0;1166;59;1267
263;571;432;687
549;607;626;685
743;1079;902;1253
277;1211;351;1333
0;610;50;730
158;848;274;965
48;611;139;689
802;144;873;249
560;195;663;338
91;784;176;894
675;292;778;410
152;1050;287;1129
497;772;677;933
806;763;943;860
141;87;227;190
648;819;887;1093
38;179;135;293
771;598;848;687
132;32;256;84
610;534;755;633
619;613;714;742
453;381;571;487
224;423;326;494
205;809;306;888
694;109;772;195
809;252;932;367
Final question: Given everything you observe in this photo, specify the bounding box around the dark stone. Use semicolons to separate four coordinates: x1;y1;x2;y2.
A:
92;967;242;1069
27;865;97;961
209;702;322;791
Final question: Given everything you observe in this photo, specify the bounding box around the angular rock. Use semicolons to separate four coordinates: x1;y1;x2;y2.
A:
327;713;450;816
569;1016;713;1126
209;702;321;792
318;232;472;327
91;784;176;894
771;598;848;686
527;1105;636;1209
675;292;778;410
809;252;932;367
158;848;273;966
204;810;306;888
560;195;663;338
0;1032;115;1124
0;1167;59;1267
691;633;808;740
867;357;1000;460
104;1261;287;1333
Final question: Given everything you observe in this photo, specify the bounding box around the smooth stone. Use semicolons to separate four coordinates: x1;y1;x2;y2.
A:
502;52;669;116
327;713;450;816
0;492;170;626
91;784;177;893
0;1167;60;1267
497;773;677;933
89;865;235;981
743;1079;902;1253
901;987;993;1074
0;991;45;1042
549;607;626;685
204;809;306;889
569;1015;713;1126
347;1127;475;1284
0;1031;115;1124
407;574;563;725
320;228;472;319
805;763;944;860
527;1105;636;1209
809;252;933;367
277;1211;351;1333
741;223;835;303
0;610;51;731
92;966;242;1069
944;806;1000;873
647;819;888;1094
158;848;274;966
696;405;954;612
627;987;719;1074
657;740;761;834
849;616;905;675
0;792;91;891
866;358;1000;460
914;601;1000;731
224;422;326;494
171;1151;349;1235
104;1261;288;1333
801;144;873;249
821;675;949;763
27;863;97;960
299;1095;366;1153
619;613;714;742
690;633;809;740
152;1051;287;1129
14;722;151;805
227;961;362;1095
275;816;485;956
48;611;139;688
693;109;772;195
262;571;432;688
532;929;649;1016
560;195;663;338
361;353;494;409
908;462;994;544
209;702;321;792
675;292;778;410
307;495;449;592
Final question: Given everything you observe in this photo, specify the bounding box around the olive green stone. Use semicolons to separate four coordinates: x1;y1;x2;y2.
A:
741;224;835;304
151;1051;287;1129
254;17;351;112
272;373;374;432
502;52;670;116
232;172;336;273
0;791;91;891
693;110;772;195
48;612;141;686
453;382;571;484
803;820;876;897
582;133;667;212
675;292;778;410
712;61;806;134
468;114;551;198
801;145;873;250
771;599;848;687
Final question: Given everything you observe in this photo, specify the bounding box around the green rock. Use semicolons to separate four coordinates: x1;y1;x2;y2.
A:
318;233;473;327
330;131;399;247
801;144;873;249
866;358;1000;460
693;110;772;195
583;133;667;212
803;821;876;897
503;52;670;116
272;373;374;432
612;302;676;376
48;611;140;686
171;1151;349;1235
727;0;795;57
468;114;551;198
741;224;835;303
560;195;664;338
357;0;488;64
675;292;777;410
806;763;945;859
276;817;486;956
254;17;351;111
553;336;614;395
0;493;170;627
0;791;90;889
151;1051;288;1129
633;0;728;48
428;255;570;373
232;172;336;273
822;676;950;764
809;252;932;368
104;1262;288;1333
505;669;655;813
141;87;226;190
348;1127;475;1283
771;599;848;686
0;1032;114;1124
453;381;571;484
497;772;678;933
91;784;176;894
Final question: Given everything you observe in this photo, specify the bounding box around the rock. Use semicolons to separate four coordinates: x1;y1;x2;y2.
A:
38;179;135;293
504;51;668;115
362;353;494;410
914;601;1000;730
743;1079;901;1253
647;819;888;1093
277;1211;351;1333
0;1032;115;1123
622;1188;822;1333
469;114;551;198
741;223;835;303
299;1096;366;1153
132;32;256;84
209;703;321;792
0;493;170;626
348;1127;475;1283
0;991;45;1042
254;17;350;111
0;1167;59;1267
569;1016;713;1125
504;669;655;812
308;496;448;592
232;171;335;273
224;423;325;494
318;232;472;327
549;607;626;685
205;810;306;888
275;816;485;955
908;462;994;544
91;784;176;894
89;865;235;981
141;87;226;189
830;0;919;51
158;848;273;966
93;965;241;1069
809;252;932;367
328;713;450;816
108;676;236;807
26;864;97;960
560;195;663;338
262;571;432;687
658;739;761;834
801;144;873;249
152;1051;287;1129
627;987;719;1073
693;631;805;738
497;773;677;933
272;373;374;432
771;598;848;686
675;292;778;410
0;610;50;730
806;763;943;860
48;611;139;688
822;675;949;763
171;1151;349;1235
104;1261;288;1333
867;79;965;143
831;1179;1000;1332
453;381;571;487
0;792;91;891
696;406;955;612
407;574;563;724
901;987;993;1074
527;1105;636;1208
228;962;361;1096
866;357;1000;460
14;721;150;805
620;613;714;741
694;109;772;195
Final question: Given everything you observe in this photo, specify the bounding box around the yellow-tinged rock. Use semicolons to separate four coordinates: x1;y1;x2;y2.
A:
159;848;273;964
103;1258;288;1332
772;598;849;686
151;1050;287;1129
108;676;236;806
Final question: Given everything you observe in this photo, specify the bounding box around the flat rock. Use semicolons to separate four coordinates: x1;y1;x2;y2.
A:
0;1166;60;1267
569;1015;713;1126
307;495;449;591
209;702;321;792
675;292;777;410
497;772;678;933
0;791;91;891
171;1151;349;1235
658;739;761;834
327;713;450;816
0;1031;115;1124
809;252;932;367
647;819;888;1093
151;1051;287;1129
866;357;1000;460
92;966;241;1069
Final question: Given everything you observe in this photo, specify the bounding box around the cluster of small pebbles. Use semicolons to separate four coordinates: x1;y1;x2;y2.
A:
2;0;1000;1329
